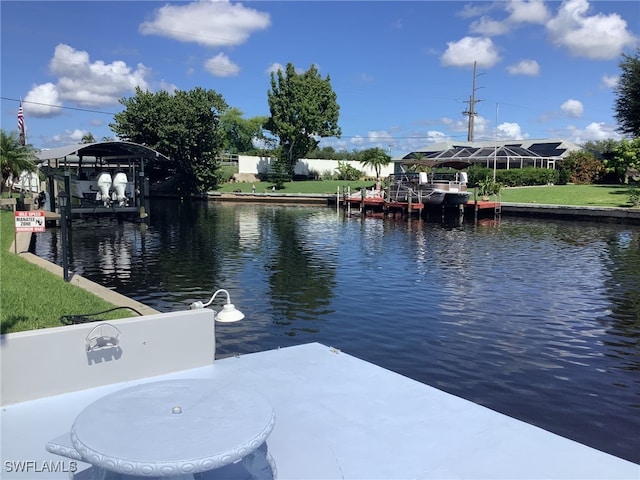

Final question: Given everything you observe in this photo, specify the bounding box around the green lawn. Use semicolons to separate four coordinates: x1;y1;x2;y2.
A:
215;179;375;194
216;180;638;208
0;210;132;333
498;184;636;208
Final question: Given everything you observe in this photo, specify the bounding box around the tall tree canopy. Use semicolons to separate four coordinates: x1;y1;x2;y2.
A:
265;64;341;185
219;108;269;155
110;87;228;193
614;49;640;138
0;130;37;194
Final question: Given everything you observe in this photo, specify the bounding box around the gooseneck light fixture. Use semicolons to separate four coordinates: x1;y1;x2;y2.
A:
189;289;245;323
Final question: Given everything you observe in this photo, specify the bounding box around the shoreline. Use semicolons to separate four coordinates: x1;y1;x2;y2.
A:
7;197;639;320
209;192;640;224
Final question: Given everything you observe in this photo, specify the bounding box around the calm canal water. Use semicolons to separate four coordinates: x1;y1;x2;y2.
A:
32;199;640;464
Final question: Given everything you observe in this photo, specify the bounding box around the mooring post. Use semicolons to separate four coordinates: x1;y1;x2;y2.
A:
474;187;479;224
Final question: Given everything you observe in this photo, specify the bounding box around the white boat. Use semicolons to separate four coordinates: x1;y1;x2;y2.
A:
2;308;637;479
388;169;471;206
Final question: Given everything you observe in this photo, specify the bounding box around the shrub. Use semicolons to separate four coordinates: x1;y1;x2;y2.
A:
334;161;362;181
557;151;604;184
216;165;236;183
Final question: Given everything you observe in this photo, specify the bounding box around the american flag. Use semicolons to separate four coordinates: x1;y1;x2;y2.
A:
17;102;25;145
18;101;27;145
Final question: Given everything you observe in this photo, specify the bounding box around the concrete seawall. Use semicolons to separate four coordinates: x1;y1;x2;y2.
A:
501;203;640;224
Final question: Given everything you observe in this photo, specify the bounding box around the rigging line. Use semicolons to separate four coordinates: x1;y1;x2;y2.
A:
1;97;117;115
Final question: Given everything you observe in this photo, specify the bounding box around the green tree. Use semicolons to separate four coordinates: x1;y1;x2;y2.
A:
609;137;640;183
110;87;228;193
265;63;341;186
582;139;619;160
219;108;269;155
358;147;391;180
614;49;640;137
0;130;37;194
80;133;96;144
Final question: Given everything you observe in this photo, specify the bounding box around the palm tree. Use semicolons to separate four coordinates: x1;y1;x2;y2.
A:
358;147;391;181
80;132;96;144
1;130;38;195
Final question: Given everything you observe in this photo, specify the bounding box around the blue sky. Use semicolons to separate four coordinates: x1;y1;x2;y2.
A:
1;1;638;157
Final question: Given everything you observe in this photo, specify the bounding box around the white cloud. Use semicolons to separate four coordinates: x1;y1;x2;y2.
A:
441;116;468;134
367;130;393;144
23;83;62;117
561;99;584;117
507;59;540;76
506;0;550;25
204;53;240;77
349;136;366;147
566;122;621;143
266;63;285;75
139;0;270;47
440;37;501;68
425;131;448;143
470;16;511;36
467;2;549;37
457;3;495;19
37;44;151;110
546;0;637;59
158;81;179;94
497;122;527;140
601;75;619;88
52;128;89;144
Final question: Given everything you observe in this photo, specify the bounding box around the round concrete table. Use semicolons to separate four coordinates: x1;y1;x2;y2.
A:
70;379;276;479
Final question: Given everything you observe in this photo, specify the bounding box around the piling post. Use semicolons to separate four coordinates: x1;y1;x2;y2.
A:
474;187;479;224
63;172;72;220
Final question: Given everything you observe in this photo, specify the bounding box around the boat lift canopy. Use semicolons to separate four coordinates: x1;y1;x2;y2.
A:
36;141;170;167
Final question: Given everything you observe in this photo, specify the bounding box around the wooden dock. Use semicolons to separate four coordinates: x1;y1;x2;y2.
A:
342;195;501;221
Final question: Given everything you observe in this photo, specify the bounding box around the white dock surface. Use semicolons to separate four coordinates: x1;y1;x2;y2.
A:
2;342;638;479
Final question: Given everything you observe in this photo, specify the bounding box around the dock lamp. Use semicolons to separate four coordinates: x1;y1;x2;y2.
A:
57;191;70;282
189;289;245;323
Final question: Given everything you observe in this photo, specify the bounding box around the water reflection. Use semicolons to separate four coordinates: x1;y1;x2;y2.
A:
31;199;640;464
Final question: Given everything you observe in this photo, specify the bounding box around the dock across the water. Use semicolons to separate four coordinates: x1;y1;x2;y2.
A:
341;193;501;220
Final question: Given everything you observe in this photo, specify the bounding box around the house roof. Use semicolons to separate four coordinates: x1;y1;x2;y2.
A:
401;138;581;161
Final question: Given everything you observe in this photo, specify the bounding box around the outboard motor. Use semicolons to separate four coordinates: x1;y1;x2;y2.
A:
112;172;129;206
96;172;112;207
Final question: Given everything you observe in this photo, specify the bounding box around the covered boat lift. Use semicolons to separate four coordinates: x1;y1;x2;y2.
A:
36;141;170;220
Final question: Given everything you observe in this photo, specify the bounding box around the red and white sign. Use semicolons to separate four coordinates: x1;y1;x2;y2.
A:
15;210;46;233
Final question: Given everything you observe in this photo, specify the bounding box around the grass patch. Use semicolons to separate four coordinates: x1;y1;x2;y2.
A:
0;210;129;334
217;180;638;208
499;184;635;208
215;179;375;194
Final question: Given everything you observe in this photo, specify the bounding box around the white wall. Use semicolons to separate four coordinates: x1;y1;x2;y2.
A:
0;310;216;405
237;155;395;179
